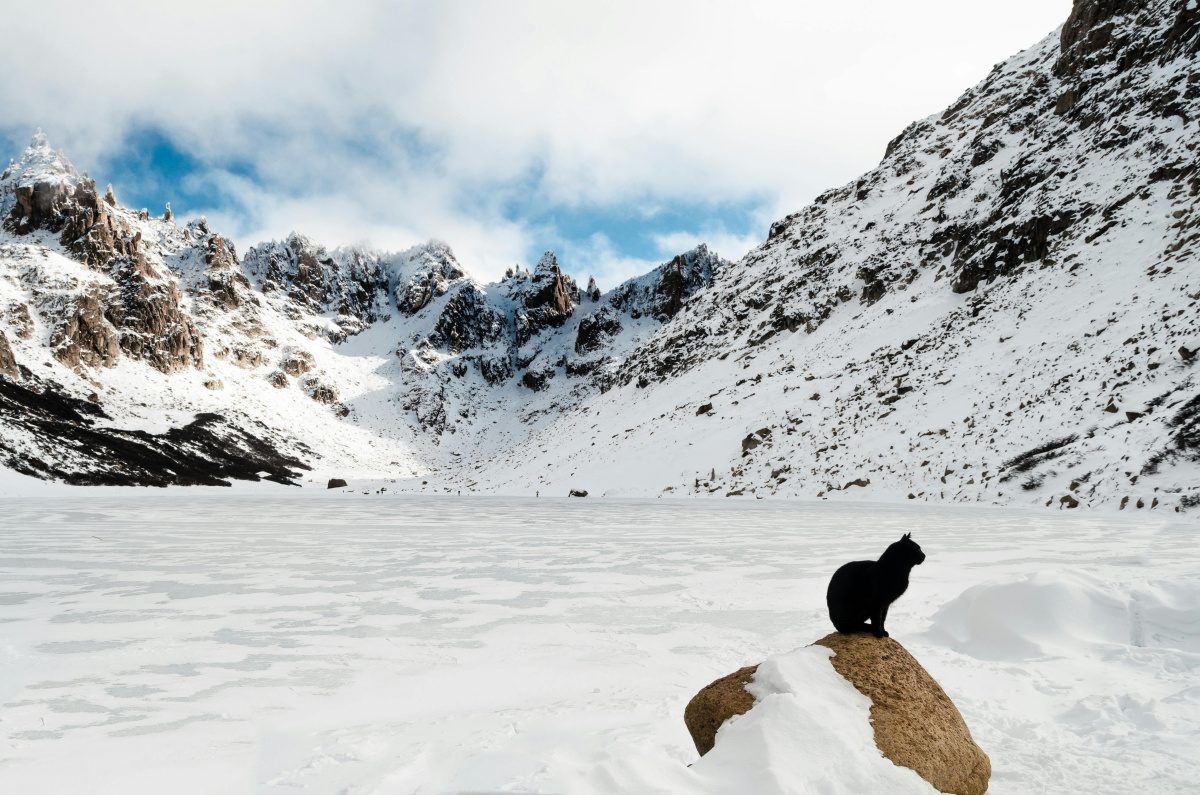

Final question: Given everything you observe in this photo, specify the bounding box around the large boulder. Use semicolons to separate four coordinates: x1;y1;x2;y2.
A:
685;633;991;795
684;664;758;756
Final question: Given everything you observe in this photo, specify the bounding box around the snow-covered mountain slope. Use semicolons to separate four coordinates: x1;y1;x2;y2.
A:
1;0;1198;512
439;0;1200;513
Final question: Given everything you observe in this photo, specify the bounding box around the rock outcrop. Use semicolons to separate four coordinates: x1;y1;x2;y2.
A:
609;244;720;322
3;131;204;375
0;371;308;487
685;634;991;795
575;305;622;354
0;330;18;379
48;293;121;369
243;233;388;340
511;251;579;346
684;664;759;756
395;241;466;314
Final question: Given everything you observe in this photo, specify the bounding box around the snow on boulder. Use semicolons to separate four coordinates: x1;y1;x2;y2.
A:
686;634;990;795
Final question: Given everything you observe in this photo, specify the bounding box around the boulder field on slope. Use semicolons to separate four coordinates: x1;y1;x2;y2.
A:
685;633;991;795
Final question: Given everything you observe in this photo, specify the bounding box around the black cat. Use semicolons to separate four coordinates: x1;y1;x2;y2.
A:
826;533;926;638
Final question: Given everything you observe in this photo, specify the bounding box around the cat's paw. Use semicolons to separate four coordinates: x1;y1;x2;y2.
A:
872;630;888;638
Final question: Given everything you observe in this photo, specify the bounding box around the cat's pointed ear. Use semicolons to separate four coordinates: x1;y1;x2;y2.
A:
903;533;910;539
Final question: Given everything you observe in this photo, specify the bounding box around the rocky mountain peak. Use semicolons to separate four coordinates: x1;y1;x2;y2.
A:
2;129;79;190
533;250;561;278
511;250;579;344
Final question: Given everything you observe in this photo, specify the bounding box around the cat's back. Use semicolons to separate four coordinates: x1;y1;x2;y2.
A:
827;559;875;598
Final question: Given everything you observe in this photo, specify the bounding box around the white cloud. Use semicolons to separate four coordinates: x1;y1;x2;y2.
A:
0;1;1072;282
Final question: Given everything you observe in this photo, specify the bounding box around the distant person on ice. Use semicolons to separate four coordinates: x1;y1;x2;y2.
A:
826;533;925;638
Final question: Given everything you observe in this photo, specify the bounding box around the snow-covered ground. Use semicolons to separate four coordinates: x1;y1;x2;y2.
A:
0;494;1195;793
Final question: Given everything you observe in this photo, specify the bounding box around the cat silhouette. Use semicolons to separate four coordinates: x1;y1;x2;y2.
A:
826;533;925;638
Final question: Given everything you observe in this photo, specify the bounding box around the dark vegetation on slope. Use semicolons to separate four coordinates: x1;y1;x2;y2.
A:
0;368;309;487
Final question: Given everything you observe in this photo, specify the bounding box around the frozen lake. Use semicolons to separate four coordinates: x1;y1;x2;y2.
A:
0;494;1196;793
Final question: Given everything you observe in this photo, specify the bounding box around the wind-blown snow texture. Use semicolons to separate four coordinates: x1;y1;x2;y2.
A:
0;495;1196;793
1;0;1198;511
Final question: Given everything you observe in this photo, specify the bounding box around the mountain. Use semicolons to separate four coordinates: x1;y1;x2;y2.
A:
0;130;725;486
1;0;1198;512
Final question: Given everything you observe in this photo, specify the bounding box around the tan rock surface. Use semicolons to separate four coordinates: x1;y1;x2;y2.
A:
814;632;990;795
683;664;758;756
683;634;991;795
0;330;18;379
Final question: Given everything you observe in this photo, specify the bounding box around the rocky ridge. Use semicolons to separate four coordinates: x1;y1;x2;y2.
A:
0;131;723;481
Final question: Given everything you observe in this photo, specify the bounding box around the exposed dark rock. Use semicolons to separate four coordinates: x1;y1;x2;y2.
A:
50;293;120;369
199;230;251;311
568;489;588;497
7;302;34;340
1000;435;1080;482
521;367;555;392
244;234;388;338
107;275;204;373
396;242;466;314
696;402;713;415
305;378;339;405
327;478;348;489
565;357;603;378
609;244;721;322
282;347;315;377
216;346;260;369
429;282;508;354
575;305;622;355
513;251;578;346
0;372;307;487
683;665;758;756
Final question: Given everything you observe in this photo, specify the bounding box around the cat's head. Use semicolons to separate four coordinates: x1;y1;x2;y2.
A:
892;533;926;566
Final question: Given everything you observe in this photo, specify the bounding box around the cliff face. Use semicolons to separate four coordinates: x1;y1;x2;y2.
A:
2;133;204;377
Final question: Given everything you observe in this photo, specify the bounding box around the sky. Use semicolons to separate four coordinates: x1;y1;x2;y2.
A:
0;1;1071;288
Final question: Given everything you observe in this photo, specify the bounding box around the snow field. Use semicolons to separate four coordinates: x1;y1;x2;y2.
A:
0;495;1196;793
